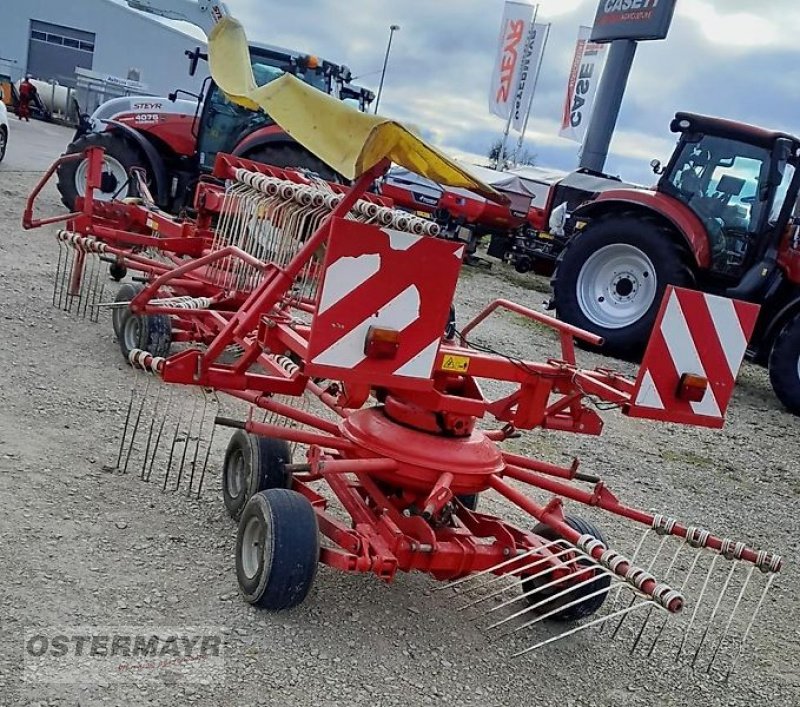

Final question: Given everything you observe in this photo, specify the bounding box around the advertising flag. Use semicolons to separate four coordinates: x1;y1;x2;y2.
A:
511;22;549;133
489;1;537;120
559;26;607;143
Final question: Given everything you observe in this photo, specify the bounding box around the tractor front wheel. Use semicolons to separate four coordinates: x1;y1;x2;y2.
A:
57;132;148;211
222;431;293;520
553;214;693;358
236;489;320;610
768;313;800;415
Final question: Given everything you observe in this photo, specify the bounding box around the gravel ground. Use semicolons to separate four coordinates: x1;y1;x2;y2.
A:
0;171;799;707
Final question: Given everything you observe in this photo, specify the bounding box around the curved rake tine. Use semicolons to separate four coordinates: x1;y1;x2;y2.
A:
706;564;755;673
458;545;575;611
144;389;174;482
724;573;776;681
677;553;720;661
514;601;655;658
116;386;137;469
139;384;164;479
53;240;65;307
173;392;200;492
187;391;211;495
599;526;650;632
163;400;186;491
503;581;624;637
436;549;539;592
691;560;739;668
123;378;151;474
195;393;220;499
612;533;670;639
488;568;615;631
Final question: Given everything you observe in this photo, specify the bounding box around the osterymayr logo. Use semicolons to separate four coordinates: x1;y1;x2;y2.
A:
23;627;226;684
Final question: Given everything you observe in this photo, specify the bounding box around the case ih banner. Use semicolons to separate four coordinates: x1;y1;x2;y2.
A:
590;0;678;43
559;26;607;144
489;1;547;128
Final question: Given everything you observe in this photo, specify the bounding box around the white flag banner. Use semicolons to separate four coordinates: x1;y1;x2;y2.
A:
511;22;549;133
559;26;608;144
489;1;537;120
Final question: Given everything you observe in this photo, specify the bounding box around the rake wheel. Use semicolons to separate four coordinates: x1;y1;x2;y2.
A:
118;307;172;364
222;431;293;520
236;489;320;610
523;516;611;622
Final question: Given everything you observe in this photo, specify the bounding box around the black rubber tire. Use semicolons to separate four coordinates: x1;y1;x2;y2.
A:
117;295;172;364
112;283;143;339
236;489;320;610
523;515;611;622
553;214;693;358
0;126;7;164
222;430;293;520
246;144;341;183
57;132;147;211
768;313;800;415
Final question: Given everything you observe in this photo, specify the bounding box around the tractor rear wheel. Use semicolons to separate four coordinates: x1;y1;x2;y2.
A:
57;132;148;211
553;214;693;358
768;313;800;415
523;515;611;622
246;144;341;183
236;489;320;610
222;431;293;520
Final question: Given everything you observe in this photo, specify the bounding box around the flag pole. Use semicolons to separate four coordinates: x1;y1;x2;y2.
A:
513;22;550;164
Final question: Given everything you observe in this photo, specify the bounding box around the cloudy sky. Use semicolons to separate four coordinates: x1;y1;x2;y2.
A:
142;0;800;184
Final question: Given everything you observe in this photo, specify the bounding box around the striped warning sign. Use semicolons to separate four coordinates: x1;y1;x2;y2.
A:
306;219;464;390
627;287;760;428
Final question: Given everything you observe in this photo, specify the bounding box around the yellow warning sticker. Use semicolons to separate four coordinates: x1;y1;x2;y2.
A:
441;354;470;373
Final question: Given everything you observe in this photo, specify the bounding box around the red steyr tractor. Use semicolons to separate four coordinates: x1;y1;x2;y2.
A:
552;112;800;415
56;39;372;215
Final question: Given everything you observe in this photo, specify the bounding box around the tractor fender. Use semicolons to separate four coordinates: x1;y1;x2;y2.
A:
758;291;800;361
100;119;169;205
232;126;294;158
571;190;712;269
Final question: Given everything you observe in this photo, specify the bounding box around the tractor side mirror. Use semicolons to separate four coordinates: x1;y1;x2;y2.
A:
168;91;177;102
185;47;203;77
650;159;664;175
768;138;793;188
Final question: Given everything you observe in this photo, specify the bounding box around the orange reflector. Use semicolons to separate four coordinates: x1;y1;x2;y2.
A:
677;373;708;402
364;326;400;359
306;55;320;69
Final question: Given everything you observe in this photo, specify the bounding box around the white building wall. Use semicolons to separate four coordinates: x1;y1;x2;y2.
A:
0;0;208;97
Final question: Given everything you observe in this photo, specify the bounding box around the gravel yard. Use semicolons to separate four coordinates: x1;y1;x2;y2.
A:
1;167;799;707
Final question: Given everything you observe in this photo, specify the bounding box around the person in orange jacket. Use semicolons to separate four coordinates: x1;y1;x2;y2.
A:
18;77;38;122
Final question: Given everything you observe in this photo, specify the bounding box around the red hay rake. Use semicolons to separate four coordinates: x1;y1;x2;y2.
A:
24;146;782;677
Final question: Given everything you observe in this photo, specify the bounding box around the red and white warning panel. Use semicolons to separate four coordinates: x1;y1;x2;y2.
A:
306;219;465;390
626;286;760;428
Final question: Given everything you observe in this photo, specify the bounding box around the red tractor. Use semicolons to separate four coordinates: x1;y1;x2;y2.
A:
552;112;800;414
57;43;373;214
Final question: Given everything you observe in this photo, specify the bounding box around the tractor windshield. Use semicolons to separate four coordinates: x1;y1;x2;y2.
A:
662;134;773;274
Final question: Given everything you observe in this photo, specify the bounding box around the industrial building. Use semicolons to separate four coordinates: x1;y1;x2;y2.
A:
0;0;207;114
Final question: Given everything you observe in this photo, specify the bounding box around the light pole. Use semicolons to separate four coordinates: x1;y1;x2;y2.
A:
374;24;400;114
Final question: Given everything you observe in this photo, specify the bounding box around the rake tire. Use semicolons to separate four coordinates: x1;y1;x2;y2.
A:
116;286;172;364
236;489;319;610
222;431;293;521
524;515;611;622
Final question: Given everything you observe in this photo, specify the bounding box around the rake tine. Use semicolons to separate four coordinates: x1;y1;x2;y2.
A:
52;240;65;307
138;384;164;479
66;251;82;314
116;386;138;469
724;573;776;681
57;245;73;311
195;393;219;499
173;391;200;492
457;544;574;611
79;254;94;319
599;525;650;633
436;549;539;592
691;560;739;668
677;553;720;661
630;539;685;654
504;582;626;638
488;568;614;632
186;391;210;496
482;549;585;614
611;533;671;639
90;260;105;323
163;398;187;491
514;601;655;658
144;388;174;482
706;564;755;674
647;545;704;658
123;378;152;474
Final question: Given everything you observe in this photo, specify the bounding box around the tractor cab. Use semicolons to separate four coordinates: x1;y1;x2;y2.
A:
195;44;371;170
657;113;800;279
